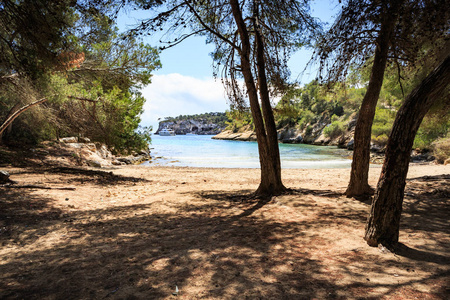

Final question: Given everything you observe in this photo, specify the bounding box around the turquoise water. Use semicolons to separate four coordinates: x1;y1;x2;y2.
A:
144;134;352;169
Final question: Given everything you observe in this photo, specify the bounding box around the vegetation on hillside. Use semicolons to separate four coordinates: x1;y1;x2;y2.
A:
225;64;449;159
163;112;229;128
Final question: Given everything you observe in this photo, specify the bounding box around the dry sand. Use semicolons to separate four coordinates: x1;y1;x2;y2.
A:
1;163;449;299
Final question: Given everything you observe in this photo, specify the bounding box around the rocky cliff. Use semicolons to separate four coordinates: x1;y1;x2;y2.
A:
156;113;228;135
213;115;357;150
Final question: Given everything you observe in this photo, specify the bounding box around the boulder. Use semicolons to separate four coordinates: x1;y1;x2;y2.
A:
0;170;12;184
138;149;150;156
347;139;354;150
85;143;97;152
86;160;102;168
117;157;133;164
370;143;385;153
312;132;330;145
112;159;126;166
59;137;78;143
97;144;113;159
79;148;112;167
278;127;303;144
78;137;91;143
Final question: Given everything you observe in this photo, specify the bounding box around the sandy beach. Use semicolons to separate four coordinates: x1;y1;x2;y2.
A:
1;163;449;299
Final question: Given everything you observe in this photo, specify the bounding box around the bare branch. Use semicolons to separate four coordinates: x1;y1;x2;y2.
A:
185;2;241;53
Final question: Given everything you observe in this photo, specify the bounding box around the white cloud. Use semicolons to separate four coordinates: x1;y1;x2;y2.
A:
139;73;230;129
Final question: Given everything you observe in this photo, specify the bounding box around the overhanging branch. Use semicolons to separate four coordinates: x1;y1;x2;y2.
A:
0;98;47;135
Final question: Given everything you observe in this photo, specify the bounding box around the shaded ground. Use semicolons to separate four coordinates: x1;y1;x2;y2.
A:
0;165;449;299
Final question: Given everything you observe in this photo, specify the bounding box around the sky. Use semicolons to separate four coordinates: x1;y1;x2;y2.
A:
118;1;339;130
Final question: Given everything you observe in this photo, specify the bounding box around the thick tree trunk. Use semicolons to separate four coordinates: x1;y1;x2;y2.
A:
253;3;285;195
230;0;284;196
364;55;450;247
346;2;403;198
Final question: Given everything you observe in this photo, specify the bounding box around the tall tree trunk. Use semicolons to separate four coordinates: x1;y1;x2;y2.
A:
253;1;285;195
365;55;450;247
346;2;403;198
230;0;284;196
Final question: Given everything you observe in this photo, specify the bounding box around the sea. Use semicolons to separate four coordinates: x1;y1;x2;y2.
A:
143;134;353;169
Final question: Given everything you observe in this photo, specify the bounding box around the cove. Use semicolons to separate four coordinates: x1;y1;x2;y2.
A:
143;134;353;169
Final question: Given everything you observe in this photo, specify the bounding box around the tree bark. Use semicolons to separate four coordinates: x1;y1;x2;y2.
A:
230;0;284;196
346;2;403;198
364;55;450;247
253;2;285;195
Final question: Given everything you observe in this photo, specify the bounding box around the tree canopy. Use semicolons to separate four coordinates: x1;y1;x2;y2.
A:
0;0;160;152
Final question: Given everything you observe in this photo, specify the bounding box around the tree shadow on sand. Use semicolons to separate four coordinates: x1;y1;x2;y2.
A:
403;174;450;237
1;197;337;298
7;166;150;186
1;179;448;299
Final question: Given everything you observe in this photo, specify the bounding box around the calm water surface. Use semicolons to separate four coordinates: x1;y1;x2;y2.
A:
144;134;352;169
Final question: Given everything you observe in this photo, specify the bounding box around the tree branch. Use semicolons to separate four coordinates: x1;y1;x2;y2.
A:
0;98;47;135
185;2;241;53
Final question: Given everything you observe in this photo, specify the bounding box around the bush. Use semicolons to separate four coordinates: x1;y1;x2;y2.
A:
323;119;345;139
432;137;450;164
297;110;315;130
372;133;389;147
414;113;449;150
371;107;396;147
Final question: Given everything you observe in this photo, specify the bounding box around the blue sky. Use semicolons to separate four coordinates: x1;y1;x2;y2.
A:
118;1;339;130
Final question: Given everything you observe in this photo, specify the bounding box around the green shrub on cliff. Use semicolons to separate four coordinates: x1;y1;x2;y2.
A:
323;115;345;139
371;107;396;146
225;109;253;132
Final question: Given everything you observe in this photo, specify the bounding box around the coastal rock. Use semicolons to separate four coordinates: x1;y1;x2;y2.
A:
312;132;331;145
79;148;113;167
112;159;126;166
212;130;257;141
78;137;91;143
277;127;303;143
347;139;354;150
116;155;149;165
97;144;112;159
59;137;78;143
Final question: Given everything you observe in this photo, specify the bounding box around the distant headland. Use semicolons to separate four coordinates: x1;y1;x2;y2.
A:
155;112;228;135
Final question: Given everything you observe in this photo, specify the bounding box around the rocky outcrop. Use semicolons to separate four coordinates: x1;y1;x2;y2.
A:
0;170;15;184
41;137;151;167
277;127;303;143
212;130;257;141
213;115;357;150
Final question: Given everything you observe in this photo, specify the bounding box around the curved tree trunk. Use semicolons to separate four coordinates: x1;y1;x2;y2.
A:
0;98;47;136
365;55;450;247
346;2;403;198
230;0;284;196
